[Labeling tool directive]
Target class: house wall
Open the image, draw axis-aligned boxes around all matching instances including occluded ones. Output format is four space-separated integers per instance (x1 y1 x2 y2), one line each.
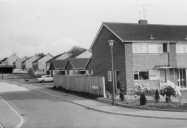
91 26 127 93
7 54 20 66
25 56 40 70
38 55 53 73
124 43 134 94
15 58 22 69
177 54 187 68
133 53 168 71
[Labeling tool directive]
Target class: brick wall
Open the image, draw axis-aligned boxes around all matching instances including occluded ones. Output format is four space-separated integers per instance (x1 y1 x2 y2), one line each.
133 53 168 71
91 26 127 93
124 43 134 94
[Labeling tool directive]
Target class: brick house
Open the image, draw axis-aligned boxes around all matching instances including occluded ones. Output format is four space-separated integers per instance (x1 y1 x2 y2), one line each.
91 20 187 94
47 47 86 76
66 58 92 76
32 53 53 74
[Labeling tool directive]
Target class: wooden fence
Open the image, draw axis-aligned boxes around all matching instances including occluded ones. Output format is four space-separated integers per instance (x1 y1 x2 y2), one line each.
54 75 106 97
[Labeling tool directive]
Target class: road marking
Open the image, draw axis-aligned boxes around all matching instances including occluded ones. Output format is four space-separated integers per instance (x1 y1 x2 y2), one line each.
1 98 24 128
0 122 5 128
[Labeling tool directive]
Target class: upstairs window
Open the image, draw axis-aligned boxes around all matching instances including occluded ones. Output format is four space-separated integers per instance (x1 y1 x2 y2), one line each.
133 43 162 53
176 43 187 53
163 43 168 53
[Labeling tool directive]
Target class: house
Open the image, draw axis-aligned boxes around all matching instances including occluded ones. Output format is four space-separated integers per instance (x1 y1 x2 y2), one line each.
7 53 20 67
49 60 68 76
14 57 23 69
25 54 44 71
47 46 86 76
67 58 92 75
32 53 53 74
21 57 30 70
0 58 8 65
91 19 187 94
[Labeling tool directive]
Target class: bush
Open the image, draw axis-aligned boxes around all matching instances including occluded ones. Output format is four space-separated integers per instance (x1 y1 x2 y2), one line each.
140 92 147 105
154 89 160 103
160 86 176 103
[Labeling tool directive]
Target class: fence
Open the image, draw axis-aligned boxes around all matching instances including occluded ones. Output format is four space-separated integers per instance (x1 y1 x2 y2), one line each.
54 75 106 97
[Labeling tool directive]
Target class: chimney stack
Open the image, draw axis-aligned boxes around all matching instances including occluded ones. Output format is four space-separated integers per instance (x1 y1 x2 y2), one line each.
138 19 148 25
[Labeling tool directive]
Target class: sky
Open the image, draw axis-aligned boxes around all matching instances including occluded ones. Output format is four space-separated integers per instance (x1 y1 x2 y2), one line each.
1 0 187 58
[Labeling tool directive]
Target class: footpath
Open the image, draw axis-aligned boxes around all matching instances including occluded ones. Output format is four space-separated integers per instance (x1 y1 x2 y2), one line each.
0 79 187 128
0 98 20 128
72 98 187 120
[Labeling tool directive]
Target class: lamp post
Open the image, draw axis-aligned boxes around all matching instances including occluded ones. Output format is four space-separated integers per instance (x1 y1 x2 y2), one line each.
108 40 115 105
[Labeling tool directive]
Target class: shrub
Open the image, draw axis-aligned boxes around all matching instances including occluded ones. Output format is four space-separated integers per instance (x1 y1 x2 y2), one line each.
154 89 160 103
140 92 147 105
160 86 176 103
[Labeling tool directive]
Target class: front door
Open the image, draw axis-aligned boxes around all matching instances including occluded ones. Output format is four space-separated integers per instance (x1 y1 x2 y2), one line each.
177 69 186 88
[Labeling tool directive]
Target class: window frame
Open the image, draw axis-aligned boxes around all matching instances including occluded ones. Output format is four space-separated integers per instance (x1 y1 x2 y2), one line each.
134 71 149 80
132 43 163 54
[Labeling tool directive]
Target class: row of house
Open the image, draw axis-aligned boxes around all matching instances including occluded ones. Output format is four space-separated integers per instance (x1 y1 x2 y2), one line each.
47 47 92 76
2 19 187 95
0 53 53 75
0 46 92 76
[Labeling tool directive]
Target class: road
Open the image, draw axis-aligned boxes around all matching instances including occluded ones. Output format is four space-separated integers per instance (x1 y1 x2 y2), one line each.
0 81 186 128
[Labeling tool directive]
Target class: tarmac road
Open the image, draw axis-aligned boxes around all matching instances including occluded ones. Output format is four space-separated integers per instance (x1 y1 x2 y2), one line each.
0 81 186 128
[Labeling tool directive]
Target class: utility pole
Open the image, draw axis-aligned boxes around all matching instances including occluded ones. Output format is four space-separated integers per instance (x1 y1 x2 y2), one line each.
108 40 115 105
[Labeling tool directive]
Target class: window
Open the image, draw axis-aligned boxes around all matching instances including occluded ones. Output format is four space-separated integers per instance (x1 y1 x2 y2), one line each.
134 72 139 80
58 70 66 75
134 71 149 80
163 43 168 52
133 43 162 53
176 44 187 53
78 70 86 75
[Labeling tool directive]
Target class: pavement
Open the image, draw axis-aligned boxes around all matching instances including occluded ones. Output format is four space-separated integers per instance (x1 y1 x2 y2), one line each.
0 98 21 128
0 80 187 128
72 99 187 120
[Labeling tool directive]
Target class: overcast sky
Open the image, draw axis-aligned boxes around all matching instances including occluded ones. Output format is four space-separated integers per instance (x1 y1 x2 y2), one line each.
1 0 187 58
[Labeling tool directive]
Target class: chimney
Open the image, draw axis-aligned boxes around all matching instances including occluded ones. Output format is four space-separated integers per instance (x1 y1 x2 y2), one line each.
138 19 148 25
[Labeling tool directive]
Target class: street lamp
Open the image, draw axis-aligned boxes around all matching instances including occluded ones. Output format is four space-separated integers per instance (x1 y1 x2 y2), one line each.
108 40 115 105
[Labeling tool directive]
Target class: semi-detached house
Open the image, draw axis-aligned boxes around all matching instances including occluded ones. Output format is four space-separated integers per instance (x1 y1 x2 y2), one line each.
91 20 187 94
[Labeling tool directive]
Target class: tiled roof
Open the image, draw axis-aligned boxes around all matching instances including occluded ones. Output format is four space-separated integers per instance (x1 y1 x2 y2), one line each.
69 58 91 70
32 55 45 63
50 60 68 70
46 52 66 63
47 47 86 63
103 22 187 42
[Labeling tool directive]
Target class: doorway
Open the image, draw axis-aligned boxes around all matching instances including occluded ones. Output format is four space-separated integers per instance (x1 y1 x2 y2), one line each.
177 69 186 88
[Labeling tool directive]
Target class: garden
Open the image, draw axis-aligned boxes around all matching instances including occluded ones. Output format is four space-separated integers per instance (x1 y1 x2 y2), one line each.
108 81 187 111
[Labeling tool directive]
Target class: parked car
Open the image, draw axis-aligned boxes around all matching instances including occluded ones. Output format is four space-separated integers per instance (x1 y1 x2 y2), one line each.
37 75 53 83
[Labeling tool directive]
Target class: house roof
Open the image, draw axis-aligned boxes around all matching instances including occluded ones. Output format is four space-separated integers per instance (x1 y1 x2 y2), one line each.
32 55 45 63
75 50 92 59
102 22 187 42
47 47 86 64
49 60 68 70
0 65 14 68
46 52 66 64
0 58 8 63
69 58 91 70
22 57 31 64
